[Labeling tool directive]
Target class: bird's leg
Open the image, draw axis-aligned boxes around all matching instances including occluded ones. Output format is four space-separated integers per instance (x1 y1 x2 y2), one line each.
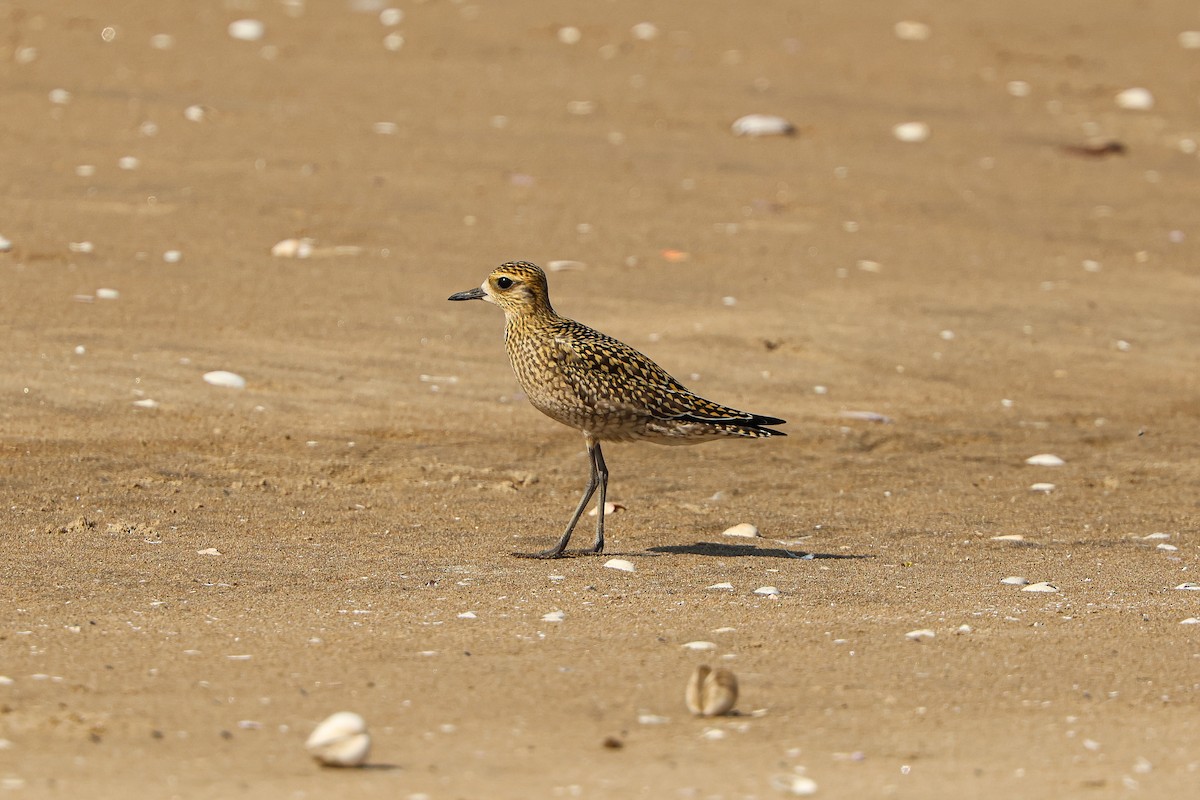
514 438 599 559
589 441 608 554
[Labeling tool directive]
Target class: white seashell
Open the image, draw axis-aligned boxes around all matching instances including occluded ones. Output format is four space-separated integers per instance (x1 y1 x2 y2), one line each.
587 501 624 517
991 534 1024 541
754 586 781 596
905 629 935 642
547 260 587 272
1025 453 1065 467
1115 87 1154 110
1000 576 1030 585
305 712 371 767
95 288 120 300
228 19 265 42
685 665 738 716
557 26 581 45
638 713 669 725
150 33 175 50
1156 543 1178 552
722 523 759 538
1007 80 1032 97
69 241 95 253
1181 31 1200 49
838 410 893 424
604 558 635 573
541 610 565 622
0 676 14 686
0 235 12 252
956 624 973 635
1030 483 1056 492
372 121 398 135
132 399 159 409
271 238 314 258
118 156 140 170
1143 532 1171 540
383 32 404 51
893 121 930 142
184 105 207 122
1181 618 1200 625
682 641 717 651
894 20 931 41
1022 581 1059 593
49 88 72 105
700 728 726 741
379 8 404 26
1174 582 1200 591
197 547 221 556
203 370 246 389
706 582 735 590
731 114 795 137
163 250 182 263
457 611 476 619
773 775 819 796
631 22 660 41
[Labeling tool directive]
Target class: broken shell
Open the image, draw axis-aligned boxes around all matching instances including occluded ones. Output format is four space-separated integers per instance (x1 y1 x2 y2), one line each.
905 628 936 642
603 558 635 573
228 19 265 42
203 370 247 389
1030 483 1056 492
1174 582 1200 591
1025 453 1065 466
685 665 739 717
587 501 624 517
542 610 565 622
731 114 795 137
722 523 759 538
305 711 370 767
893 121 930 142
271 238 314 258
1115 87 1154 110
682 641 717 651
753 586 781 596
1000 576 1030 586
1022 581 1059 593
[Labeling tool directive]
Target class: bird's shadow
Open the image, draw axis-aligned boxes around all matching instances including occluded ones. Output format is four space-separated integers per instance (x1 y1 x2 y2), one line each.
648 542 872 560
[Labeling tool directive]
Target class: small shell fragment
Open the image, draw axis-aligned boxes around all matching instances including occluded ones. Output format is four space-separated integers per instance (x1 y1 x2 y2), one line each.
706 582 735 590
685 665 738 717
753 586 781 596
1025 453 1065 467
305 711 370 767
894 20 931 41
1174 582 1200 591
541 610 565 623
1181 618 1200 625
773 775 819 796
271 238 314 258
1115 87 1154 110
1022 581 1059 593
1143 532 1171 540
731 114 795 137
96 288 120 300
228 19 266 42
1030 483 1056 492
893 121 930 142
132 399 160 409
197 547 221 556
905 628 935 642
588 501 624 517
631 22 660 41
722 523 759 538
1000 576 1030 586
603 558 635 573
991 534 1024 541
682 641 717 651
0 235 11 252
203 370 247 389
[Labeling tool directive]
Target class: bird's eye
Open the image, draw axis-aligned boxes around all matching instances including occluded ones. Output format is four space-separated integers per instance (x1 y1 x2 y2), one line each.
496 276 514 289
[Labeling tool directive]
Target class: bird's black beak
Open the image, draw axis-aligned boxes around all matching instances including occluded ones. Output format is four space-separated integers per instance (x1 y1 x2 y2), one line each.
448 287 487 302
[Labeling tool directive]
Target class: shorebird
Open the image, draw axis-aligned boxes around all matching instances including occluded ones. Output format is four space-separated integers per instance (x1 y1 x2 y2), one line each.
449 261 785 558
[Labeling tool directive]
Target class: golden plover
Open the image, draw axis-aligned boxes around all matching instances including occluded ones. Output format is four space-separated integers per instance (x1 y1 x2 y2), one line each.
449 261 785 558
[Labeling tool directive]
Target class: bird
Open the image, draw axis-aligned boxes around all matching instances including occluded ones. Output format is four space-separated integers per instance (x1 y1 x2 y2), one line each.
448 261 785 558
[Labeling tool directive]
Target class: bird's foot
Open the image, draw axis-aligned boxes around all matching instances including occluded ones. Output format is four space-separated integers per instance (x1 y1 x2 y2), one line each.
512 548 571 559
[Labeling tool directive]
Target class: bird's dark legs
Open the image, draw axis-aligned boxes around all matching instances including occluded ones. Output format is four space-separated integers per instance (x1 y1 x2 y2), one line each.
514 438 604 559
589 442 608 553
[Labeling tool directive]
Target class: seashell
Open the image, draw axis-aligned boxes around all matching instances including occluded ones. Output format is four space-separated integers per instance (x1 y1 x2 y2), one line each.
721 523 759 538
1115 87 1153 110
905 629 935 642
700 727 726 740
893 121 930 142
991 534 1024 541
1029 483 1056 492
69 241 95 253
203 370 246 389
706 582 734 590
96 288 120 300
1143 532 1171 540
228 19 265 42
731 114 795 137
457 611 477 619
271 238 314 258
117 156 140 170
305 711 370 767
772 775 819 796
1174 582 1200 591
838 410 893 424
197 547 221 556
587 501 625 517
1022 581 1059 593
49 88 72 105
631 22 660 41
1006 80 1031 97
0 235 12 252
1024 453 1065 467
1157 543 1178 552
383 32 404 51
955 624 973 635
681 641 717 651
753 586 781 596
163 250 182 263
557 26 581 45
1181 618 1200 625
547 260 587 272
184 105 207 122
638 713 669 725
541 610 565 622
686 665 739 717
379 8 404 26
603 558 635 572
1000 576 1030 585
894 20 931 41
132 399 159 409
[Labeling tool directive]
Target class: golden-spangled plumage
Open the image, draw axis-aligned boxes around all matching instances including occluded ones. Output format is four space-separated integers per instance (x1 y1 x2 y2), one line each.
449 261 785 558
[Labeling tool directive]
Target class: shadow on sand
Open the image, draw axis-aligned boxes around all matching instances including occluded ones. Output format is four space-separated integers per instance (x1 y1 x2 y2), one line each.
648 542 872 560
